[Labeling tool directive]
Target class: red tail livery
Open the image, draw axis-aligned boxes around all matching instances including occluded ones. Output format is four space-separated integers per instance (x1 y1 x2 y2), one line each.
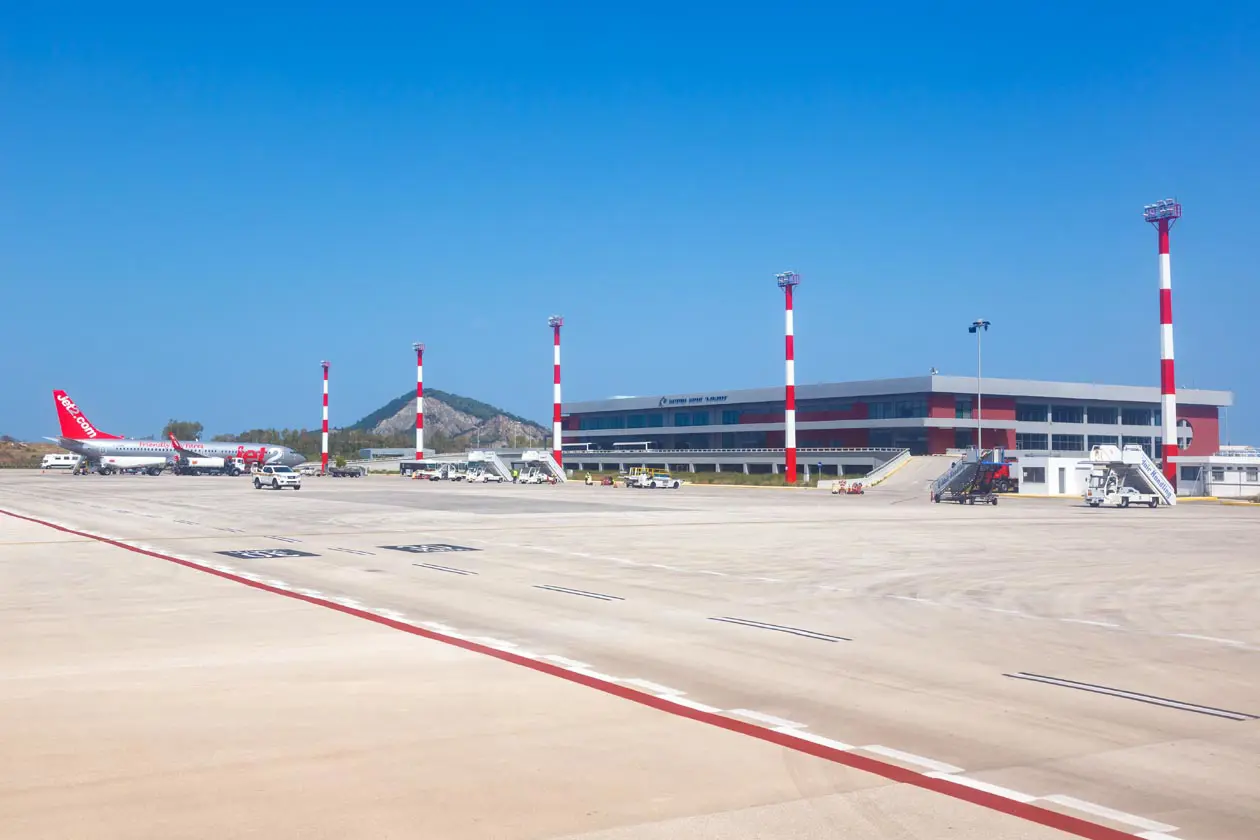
52 390 122 440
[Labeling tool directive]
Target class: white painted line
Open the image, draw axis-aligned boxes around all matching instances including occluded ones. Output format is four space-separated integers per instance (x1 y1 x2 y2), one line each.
860 745 964 775
1040 795 1178 834
471 637 517 649
696 570 727 576
979 606 1028 616
296 589 323 598
212 565 237 573
1173 632 1246 646
655 695 721 714
333 598 363 609
572 669 619 681
888 594 936 604
373 608 407 621
265 579 290 589
728 709 806 729
749 576 782 583
542 655 592 670
1136 833 1183 840
924 773 1036 803
1060 618 1120 628
774 727 853 751
619 678 683 695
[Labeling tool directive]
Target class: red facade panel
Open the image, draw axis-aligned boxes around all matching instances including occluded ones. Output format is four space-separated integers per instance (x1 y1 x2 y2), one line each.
1176 404 1220 456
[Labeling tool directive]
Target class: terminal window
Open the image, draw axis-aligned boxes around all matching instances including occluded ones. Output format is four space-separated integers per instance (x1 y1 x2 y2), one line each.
1088 435 1119 448
1022 467 1046 484
1051 405 1084 424
1088 407 1119 424
1015 433 1048 450
1015 404 1049 422
721 410 740 424
1051 434 1085 451
1122 408 1153 426
674 413 691 427
692 411 709 426
954 398 972 419
647 414 663 427
1180 466 1202 481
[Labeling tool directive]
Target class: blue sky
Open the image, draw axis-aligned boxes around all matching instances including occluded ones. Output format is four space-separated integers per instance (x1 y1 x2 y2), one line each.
2 2 1257 442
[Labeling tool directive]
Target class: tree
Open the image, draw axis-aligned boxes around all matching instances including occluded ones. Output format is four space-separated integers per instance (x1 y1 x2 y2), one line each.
162 420 204 441
335 456 347 468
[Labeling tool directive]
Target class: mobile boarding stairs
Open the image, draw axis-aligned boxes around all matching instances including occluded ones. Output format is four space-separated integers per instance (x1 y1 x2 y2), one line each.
930 448 1005 505
1079 444 1176 508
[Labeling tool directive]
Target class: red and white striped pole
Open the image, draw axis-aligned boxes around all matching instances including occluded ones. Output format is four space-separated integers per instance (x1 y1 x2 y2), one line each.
548 315 564 468
1144 199 1181 485
776 272 800 484
412 343 425 460
320 360 330 475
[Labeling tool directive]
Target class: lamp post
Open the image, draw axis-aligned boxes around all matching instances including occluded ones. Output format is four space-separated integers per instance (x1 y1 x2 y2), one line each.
412 343 425 460
968 319 990 449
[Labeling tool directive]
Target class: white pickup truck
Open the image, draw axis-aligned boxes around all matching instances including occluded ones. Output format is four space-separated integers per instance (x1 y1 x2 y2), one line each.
253 465 302 490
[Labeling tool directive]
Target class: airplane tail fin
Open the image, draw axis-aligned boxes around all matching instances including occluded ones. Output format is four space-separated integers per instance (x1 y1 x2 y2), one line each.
52 390 122 440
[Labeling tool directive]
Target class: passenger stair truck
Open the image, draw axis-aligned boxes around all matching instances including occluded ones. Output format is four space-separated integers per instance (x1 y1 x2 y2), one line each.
930 448 1005 505
1080 444 1177 508
468 450 513 481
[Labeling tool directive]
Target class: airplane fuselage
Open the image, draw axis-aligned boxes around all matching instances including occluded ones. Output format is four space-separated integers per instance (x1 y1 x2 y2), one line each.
60 437 305 467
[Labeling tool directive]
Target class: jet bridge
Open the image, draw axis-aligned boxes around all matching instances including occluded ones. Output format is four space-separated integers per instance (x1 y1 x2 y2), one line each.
1079 445 1177 507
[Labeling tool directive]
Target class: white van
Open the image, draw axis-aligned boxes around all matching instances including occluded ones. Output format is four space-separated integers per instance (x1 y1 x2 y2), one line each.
41 453 83 470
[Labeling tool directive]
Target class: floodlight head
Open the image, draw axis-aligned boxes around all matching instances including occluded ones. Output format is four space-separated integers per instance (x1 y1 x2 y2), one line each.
775 271 801 289
412 342 425 353
968 319 990 333
1143 198 1182 224
320 360 330 368
548 315 564 328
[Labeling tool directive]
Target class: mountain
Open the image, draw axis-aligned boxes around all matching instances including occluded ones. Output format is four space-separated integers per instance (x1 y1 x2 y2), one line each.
350 389 548 450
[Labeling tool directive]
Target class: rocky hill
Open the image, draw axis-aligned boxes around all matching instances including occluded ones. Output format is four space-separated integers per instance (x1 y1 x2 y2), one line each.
350 389 548 450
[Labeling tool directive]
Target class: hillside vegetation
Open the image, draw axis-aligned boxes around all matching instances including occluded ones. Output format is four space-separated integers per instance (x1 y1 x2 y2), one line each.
212 390 547 461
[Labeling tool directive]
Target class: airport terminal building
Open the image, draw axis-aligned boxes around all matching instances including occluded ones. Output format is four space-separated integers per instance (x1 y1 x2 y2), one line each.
562 375 1233 458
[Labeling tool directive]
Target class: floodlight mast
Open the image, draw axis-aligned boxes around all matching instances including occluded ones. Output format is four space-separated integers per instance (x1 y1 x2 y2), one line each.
320 361 330 475
1144 198 1182 486
549 316 564 469
968 319 990 448
776 272 801 484
412 343 425 460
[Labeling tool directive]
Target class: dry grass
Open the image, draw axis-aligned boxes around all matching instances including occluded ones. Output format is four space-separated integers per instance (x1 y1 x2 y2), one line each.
0 441 63 469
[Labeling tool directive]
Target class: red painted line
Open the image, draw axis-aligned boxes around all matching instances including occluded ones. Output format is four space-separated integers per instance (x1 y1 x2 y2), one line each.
1 507 1142 840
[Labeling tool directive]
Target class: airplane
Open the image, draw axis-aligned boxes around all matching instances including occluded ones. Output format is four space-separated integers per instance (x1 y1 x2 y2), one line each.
47 389 306 469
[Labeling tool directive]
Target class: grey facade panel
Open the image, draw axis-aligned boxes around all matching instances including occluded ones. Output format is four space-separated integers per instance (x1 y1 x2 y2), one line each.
567 375 1232 414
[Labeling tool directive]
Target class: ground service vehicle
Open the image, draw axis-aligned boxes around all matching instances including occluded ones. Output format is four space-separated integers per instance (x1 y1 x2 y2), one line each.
328 466 365 477
1081 445 1174 508
253 465 302 490
41 453 83 470
100 455 167 475
467 470 503 483
629 469 682 489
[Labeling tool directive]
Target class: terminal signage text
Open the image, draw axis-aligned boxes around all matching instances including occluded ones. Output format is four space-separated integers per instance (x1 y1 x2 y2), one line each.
659 394 729 407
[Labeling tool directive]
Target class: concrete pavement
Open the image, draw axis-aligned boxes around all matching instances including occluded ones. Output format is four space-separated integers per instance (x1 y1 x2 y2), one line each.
1 471 1256 838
